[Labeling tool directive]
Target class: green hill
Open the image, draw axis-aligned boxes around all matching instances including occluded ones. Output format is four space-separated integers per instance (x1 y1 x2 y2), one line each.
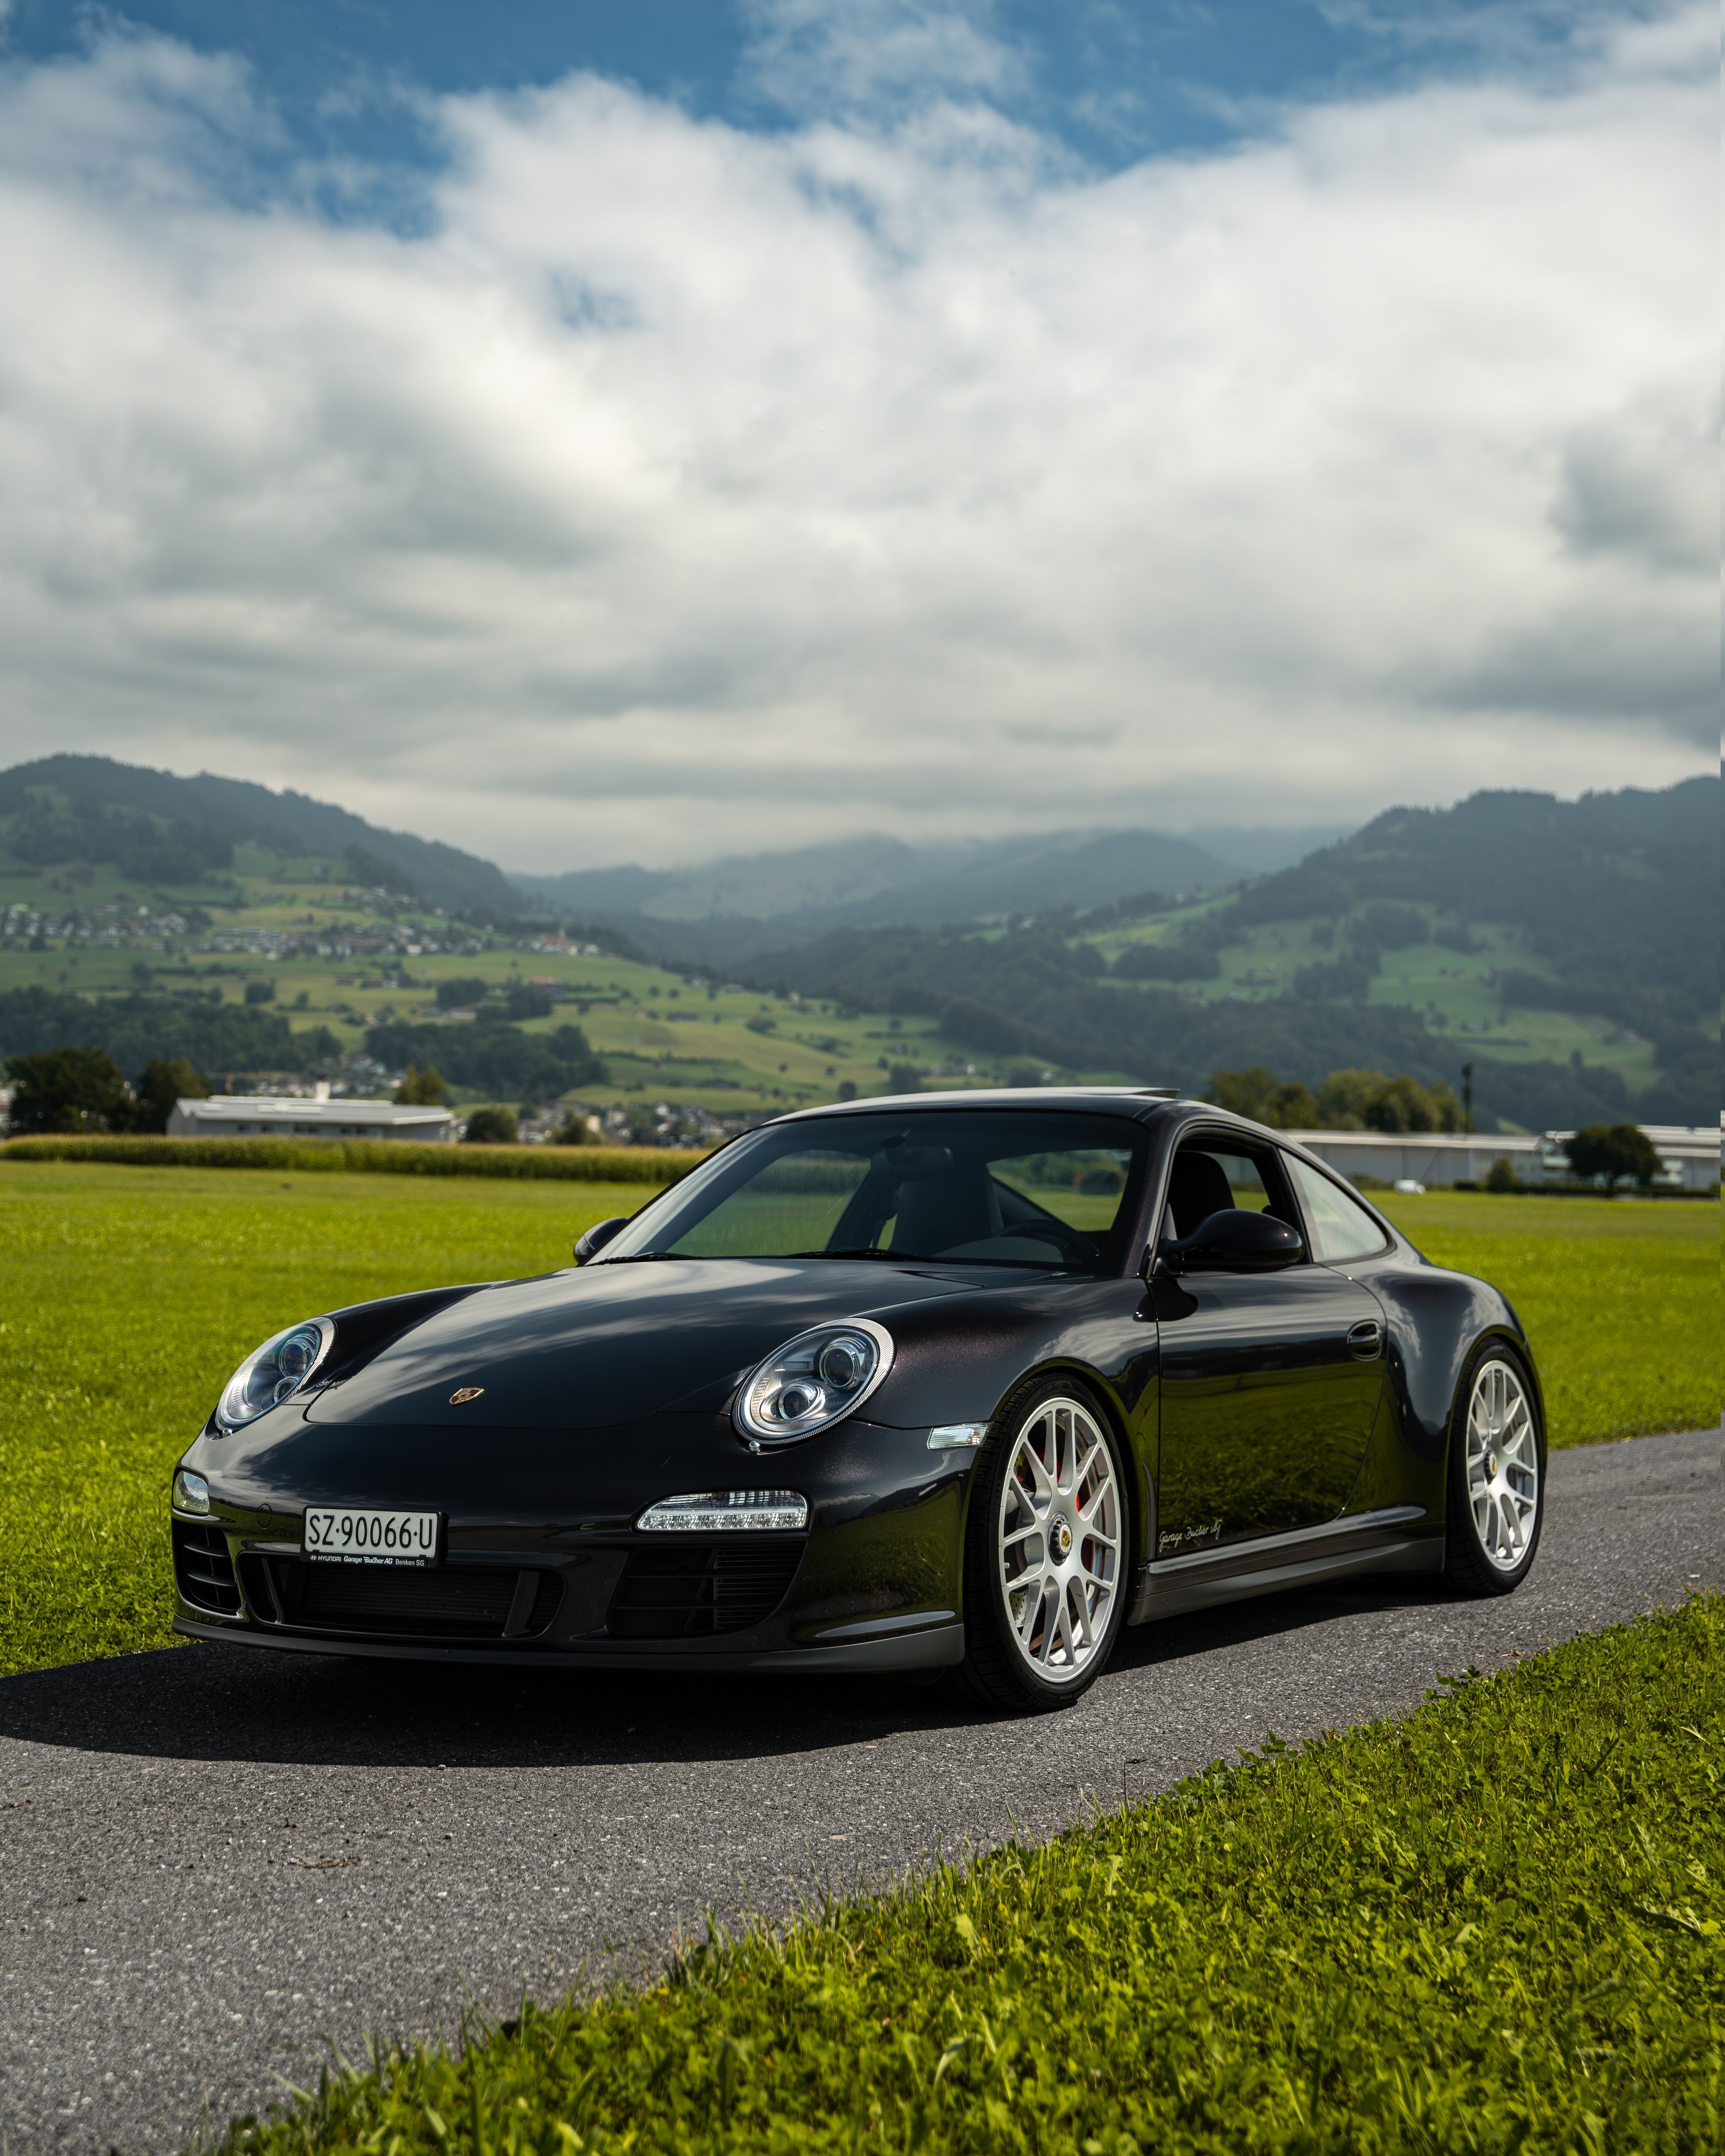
0 755 521 917
1 761 1713 1131
753 780 1718 1132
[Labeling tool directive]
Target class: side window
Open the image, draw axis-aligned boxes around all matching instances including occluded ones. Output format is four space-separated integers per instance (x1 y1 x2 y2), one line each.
1163 1140 1301 1243
1286 1156 1389 1263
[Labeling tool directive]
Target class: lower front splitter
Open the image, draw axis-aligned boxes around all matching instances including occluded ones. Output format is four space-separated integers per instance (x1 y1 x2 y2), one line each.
172 1614 966 1673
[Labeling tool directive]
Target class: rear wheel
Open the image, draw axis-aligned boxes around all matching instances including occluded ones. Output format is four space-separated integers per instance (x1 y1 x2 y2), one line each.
1444 1344 1544 1595
949 1378 1129 1712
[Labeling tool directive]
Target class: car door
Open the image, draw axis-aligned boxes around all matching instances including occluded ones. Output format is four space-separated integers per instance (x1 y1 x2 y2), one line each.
1153 1131 1386 1555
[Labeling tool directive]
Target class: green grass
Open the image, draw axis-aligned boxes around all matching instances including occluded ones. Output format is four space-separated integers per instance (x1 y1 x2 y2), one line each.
0 1175 1713 1680
1380 1191 1720 1448
0 1165 649 1676
0 1135 702 1182
212 1594 1725 2155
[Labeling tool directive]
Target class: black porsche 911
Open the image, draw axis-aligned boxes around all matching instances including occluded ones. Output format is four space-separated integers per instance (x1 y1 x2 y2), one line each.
170 1088 1545 1710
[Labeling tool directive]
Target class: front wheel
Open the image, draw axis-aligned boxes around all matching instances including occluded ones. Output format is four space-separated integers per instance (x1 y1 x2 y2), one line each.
1444 1343 1545 1595
949 1379 1129 1712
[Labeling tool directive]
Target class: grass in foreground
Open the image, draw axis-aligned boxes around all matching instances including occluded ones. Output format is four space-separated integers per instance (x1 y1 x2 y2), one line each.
214 1594 1725 2155
0 1164 648 1675
1379 1191 1719 1447
0 1171 1714 1676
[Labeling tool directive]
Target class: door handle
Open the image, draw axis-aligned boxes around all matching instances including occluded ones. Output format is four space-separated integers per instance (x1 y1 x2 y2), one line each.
1347 1319 1383 1360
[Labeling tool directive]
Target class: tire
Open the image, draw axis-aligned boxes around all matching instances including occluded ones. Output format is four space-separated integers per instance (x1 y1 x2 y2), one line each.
948 1376 1130 1712
1443 1341 1545 1596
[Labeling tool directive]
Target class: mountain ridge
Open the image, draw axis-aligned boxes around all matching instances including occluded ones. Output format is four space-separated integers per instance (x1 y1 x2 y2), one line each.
0 755 521 917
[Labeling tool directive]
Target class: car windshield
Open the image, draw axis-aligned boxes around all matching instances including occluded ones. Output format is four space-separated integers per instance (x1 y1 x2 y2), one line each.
597 1109 1149 1271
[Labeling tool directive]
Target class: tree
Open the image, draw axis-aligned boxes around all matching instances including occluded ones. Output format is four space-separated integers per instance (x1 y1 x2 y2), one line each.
887 1062 923 1095
552 1112 595 1145
395 1065 448 1106
462 1105 518 1144
434 977 491 1011
343 844 415 895
1362 1074 1464 1134
243 979 275 1005
131 1057 207 1134
3 1047 131 1134
1485 1155 1521 1193
1316 1067 1463 1134
1564 1123 1660 1187
1206 1066 1319 1128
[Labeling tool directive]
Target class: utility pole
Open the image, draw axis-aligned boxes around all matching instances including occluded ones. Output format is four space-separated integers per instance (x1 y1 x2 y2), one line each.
1461 1062 1474 1134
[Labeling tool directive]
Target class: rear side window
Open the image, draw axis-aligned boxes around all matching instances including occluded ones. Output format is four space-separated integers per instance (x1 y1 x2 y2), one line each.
1286 1156 1389 1263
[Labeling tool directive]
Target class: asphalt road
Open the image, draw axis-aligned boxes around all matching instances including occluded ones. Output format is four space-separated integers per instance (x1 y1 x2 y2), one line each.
4 1425 1719 2155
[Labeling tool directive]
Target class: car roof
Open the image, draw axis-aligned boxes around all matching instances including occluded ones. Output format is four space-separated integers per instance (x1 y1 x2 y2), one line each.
778 1086 1182 1124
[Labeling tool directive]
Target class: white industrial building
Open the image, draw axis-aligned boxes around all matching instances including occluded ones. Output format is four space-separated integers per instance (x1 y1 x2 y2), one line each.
1289 1124 1718 1193
167 1090 454 1142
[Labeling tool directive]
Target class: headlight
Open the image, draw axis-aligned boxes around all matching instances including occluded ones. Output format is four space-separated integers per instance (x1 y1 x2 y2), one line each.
214 1316 334 1433
734 1318 893 1447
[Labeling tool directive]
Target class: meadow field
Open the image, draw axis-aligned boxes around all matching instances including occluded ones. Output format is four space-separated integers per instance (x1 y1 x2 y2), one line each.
0 1162 646 1677
0 1163 1715 1678
1377 1189 1719 1449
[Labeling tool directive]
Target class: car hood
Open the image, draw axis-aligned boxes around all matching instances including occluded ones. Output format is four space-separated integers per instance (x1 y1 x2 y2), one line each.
304 1257 994 1431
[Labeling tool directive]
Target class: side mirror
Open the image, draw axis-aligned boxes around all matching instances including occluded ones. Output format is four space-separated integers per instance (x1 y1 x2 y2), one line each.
573 1215 629 1263
1159 1208 1303 1276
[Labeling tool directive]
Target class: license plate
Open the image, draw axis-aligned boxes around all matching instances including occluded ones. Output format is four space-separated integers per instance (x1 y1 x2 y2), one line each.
303 1507 440 1567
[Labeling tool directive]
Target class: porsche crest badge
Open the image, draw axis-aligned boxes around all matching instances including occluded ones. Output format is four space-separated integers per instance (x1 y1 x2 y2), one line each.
449 1387 485 1405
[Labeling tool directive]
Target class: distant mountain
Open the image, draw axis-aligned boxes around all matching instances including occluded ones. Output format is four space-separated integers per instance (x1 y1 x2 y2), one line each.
513 836 931 924
1182 824 1353 876
751 779 1719 1130
0 755 521 917
512 824 1250 957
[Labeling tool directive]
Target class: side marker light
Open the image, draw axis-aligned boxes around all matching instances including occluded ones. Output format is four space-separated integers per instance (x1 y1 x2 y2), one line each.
172 1468 212 1515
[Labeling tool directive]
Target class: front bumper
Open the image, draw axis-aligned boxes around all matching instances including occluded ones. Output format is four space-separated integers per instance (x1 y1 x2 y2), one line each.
170 1414 975 1671
173 1612 966 1672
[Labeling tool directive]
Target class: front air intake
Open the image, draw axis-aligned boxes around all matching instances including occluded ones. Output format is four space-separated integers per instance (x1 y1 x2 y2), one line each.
607 1540 803 1640
173 1519 241 1617
248 1560 563 1640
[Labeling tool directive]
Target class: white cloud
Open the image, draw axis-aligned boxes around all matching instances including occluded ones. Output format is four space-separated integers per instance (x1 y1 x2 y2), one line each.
0 10 1711 867
740 0 1026 115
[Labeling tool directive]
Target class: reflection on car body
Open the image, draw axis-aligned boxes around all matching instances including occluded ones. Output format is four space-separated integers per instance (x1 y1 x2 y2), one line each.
169 1088 1546 1711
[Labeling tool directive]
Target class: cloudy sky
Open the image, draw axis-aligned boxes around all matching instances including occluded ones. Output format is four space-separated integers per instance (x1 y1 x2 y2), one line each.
0 0 1711 869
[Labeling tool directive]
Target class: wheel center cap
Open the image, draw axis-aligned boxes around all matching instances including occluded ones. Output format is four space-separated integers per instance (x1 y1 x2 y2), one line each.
1051 1518 1073 1561
1487 1450 1499 1479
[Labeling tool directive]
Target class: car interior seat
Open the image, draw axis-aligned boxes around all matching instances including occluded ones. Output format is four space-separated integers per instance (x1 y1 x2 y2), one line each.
892 1163 1003 1253
1165 1150 1239 1239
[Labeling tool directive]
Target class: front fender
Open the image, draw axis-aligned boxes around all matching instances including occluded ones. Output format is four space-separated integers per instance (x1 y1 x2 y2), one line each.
861 1277 1159 1590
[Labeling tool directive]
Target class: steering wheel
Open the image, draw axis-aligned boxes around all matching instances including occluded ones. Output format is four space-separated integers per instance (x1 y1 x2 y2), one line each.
1021 1218 1095 1263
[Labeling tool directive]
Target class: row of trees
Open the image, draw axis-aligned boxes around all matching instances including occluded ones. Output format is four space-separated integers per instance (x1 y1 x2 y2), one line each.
1205 1063 1666 1185
2 1048 208 1135
1207 1064 1467 1134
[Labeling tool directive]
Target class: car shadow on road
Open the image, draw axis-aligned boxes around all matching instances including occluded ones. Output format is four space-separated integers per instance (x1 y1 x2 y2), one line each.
0 1572 1453 1772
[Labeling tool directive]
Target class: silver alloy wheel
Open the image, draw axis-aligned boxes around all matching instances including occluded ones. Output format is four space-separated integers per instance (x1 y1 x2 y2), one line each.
996 1395 1120 1682
1465 1358 1539 1571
